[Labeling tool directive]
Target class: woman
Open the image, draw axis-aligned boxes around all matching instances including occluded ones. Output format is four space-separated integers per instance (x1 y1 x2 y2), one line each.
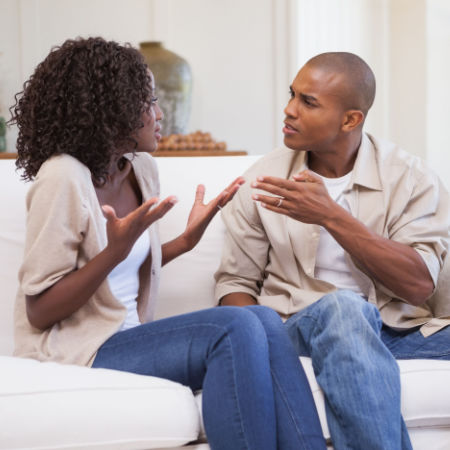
10 37 325 450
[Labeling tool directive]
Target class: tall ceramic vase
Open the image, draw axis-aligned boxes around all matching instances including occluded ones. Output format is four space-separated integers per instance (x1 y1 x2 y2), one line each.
139 41 192 136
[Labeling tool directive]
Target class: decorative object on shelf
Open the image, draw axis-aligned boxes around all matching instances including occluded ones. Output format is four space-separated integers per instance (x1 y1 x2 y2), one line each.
139 41 192 136
157 131 227 152
0 117 6 152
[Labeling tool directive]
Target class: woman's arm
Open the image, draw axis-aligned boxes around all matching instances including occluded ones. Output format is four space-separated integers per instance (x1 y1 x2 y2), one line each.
27 196 176 330
162 177 245 266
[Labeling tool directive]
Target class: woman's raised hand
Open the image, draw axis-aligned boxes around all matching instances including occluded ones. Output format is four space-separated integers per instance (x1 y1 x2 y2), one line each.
183 176 245 251
102 196 178 262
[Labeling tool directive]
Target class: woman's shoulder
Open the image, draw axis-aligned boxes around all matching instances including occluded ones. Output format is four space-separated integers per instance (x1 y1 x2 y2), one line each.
128 152 160 196
36 153 91 183
29 154 93 204
129 152 158 174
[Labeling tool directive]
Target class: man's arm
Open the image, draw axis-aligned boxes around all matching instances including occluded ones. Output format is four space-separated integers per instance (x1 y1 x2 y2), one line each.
251 171 437 306
320 204 433 305
220 292 257 306
214 176 270 306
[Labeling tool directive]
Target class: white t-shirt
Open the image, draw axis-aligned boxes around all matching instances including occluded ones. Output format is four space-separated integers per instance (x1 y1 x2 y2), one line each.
106 229 150 331
313 171 364 296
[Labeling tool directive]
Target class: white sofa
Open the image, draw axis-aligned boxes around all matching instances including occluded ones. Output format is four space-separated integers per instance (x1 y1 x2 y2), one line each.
1 155 450 450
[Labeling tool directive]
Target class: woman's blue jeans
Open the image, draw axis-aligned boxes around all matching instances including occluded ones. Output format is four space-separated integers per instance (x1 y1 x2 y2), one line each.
92 305 326 450
285 290 450 450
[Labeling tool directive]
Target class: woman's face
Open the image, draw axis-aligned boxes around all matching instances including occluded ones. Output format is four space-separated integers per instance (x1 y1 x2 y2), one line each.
135 72 164 153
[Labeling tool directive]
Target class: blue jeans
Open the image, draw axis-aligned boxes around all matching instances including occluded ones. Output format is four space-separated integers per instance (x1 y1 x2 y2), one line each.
285 290 450 450
93 305 326 450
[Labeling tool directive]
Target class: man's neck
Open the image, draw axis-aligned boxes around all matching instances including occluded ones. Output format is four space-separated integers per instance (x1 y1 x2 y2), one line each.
307 133 362 178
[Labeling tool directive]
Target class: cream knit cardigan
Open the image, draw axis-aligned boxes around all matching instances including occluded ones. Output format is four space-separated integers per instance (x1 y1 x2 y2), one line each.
14 152 162 366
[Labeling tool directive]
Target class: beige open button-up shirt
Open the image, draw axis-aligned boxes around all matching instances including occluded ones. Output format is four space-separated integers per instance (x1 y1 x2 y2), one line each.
215 133 450 336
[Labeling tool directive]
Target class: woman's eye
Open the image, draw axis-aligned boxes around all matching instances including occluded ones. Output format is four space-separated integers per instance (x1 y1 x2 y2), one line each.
151 97 158 104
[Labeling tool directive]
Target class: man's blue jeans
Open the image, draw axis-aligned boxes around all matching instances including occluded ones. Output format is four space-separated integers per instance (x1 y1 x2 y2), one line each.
93 305 326 450
285 290 450 450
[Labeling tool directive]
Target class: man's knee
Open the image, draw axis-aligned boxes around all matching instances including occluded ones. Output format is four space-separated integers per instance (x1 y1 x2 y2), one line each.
314 290 381 325
286 290 382 347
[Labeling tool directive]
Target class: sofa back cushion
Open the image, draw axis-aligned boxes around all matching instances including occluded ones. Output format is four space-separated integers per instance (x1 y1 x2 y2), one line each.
155 156 260 319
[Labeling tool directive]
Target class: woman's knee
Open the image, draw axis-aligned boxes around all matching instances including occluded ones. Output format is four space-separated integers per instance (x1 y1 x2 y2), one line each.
215 306 268 342
245 305 283 327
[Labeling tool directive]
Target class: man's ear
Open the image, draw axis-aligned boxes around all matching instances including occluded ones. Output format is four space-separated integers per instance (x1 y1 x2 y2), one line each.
342 110 364 132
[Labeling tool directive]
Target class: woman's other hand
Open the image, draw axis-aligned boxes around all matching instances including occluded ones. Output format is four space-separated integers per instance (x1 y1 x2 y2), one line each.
182 177 245 251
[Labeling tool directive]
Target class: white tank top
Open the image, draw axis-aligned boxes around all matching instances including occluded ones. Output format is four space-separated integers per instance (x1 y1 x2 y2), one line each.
106 227 150 331
313 171 364 296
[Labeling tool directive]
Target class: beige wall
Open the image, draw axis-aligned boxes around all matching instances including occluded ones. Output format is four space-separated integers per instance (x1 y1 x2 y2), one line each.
1 0 449 180
427 0 450 188
0 0 291 155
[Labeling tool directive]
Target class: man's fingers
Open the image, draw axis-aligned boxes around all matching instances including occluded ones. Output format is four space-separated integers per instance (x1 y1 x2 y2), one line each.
251 179 289 198
292 170 321 183
252 193 288 209
253 175 299 190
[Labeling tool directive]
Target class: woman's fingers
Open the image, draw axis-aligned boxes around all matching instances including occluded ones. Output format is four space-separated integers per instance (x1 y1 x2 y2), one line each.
101 204 118 222
194 184 206 205
217 177 245 207
143 196 178 223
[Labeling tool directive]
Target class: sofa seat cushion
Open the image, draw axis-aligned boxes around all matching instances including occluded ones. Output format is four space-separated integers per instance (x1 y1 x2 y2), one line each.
300 357 450 442
0 356 201 450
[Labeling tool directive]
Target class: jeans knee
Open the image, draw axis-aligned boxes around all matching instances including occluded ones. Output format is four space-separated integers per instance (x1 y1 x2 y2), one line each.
245 305 282 326
316 290 381 325
217 306 268 343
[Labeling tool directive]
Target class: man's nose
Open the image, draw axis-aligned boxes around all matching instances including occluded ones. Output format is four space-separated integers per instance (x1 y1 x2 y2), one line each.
284 100 297 118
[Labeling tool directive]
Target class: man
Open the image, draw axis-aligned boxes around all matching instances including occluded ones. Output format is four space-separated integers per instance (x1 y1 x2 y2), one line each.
215 52 450 450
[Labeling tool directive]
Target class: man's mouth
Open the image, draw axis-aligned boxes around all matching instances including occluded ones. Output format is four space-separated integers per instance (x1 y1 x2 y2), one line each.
283 121 299 135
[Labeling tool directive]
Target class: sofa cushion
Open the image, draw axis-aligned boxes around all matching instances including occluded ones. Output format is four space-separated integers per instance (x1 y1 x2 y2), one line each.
0 356 200 449
301 357 450 441
155 155 260 319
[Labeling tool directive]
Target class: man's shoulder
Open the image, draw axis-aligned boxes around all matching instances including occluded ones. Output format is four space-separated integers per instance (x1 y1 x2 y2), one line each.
367 133 436 182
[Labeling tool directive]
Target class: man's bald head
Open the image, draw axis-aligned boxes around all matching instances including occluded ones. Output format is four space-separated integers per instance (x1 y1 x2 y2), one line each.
305 52 376 116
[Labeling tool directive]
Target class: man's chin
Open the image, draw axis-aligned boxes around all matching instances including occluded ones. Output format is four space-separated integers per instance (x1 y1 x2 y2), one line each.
283 136 306 151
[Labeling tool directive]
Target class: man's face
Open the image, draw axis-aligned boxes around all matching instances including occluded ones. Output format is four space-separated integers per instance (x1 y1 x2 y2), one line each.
283 64 348 152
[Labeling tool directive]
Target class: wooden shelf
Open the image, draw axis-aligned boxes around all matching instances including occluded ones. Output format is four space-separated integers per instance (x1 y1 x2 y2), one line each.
153 150 247 157
0 150 248 160
0 152 17 159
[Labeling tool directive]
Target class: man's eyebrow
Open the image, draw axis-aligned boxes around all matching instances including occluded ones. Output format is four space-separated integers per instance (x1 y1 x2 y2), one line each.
300 92 318 103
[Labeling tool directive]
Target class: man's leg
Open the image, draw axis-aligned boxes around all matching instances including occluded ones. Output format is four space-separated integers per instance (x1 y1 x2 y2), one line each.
381 324 450 360
285 290 412 450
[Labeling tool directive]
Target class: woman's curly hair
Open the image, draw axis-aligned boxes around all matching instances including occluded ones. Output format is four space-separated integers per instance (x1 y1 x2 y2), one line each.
9 37 152 182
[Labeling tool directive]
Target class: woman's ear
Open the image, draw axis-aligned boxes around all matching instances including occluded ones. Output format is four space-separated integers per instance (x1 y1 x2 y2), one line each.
342 110 365 132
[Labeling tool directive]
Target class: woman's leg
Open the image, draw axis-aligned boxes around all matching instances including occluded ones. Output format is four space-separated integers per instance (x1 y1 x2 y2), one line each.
92 306 276 450
245 305 326 450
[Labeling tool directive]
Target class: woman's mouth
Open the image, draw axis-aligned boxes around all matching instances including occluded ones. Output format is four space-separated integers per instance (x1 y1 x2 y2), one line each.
155 127 162 141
